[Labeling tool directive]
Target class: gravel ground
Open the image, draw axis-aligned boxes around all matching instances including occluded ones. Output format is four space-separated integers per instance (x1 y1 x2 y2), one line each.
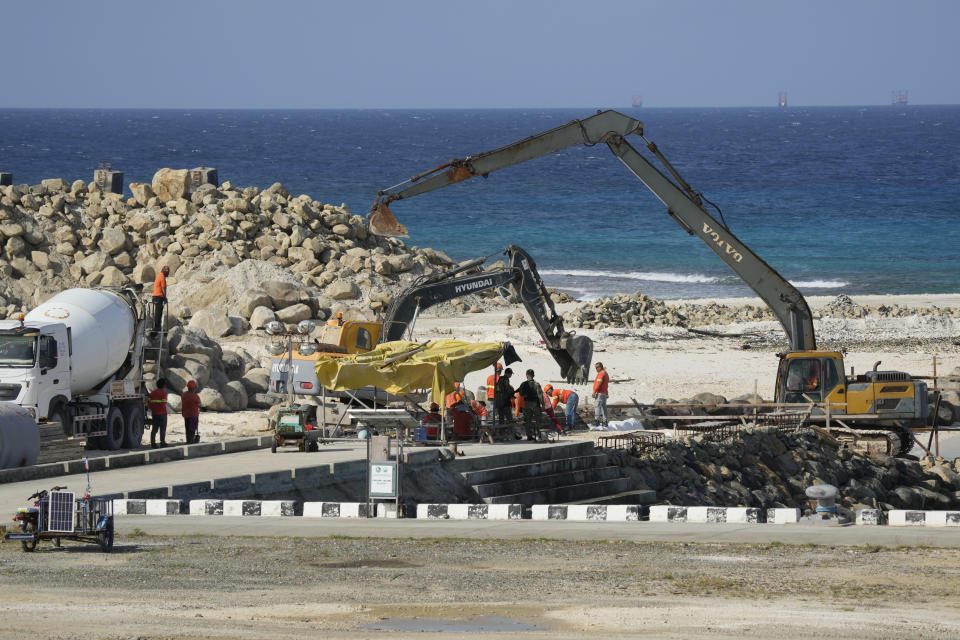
1 534 959 639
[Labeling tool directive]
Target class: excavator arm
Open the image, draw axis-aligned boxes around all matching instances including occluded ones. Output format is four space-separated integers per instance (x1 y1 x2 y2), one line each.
369 110 816 352
381 246 594 383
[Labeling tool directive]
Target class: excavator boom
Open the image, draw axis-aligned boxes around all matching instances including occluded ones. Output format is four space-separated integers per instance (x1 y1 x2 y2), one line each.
369 110 816 352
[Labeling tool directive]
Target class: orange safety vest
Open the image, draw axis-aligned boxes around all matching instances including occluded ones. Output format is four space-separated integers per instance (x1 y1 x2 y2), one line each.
486 374 498 400
550 388 573 408
593 369 609 395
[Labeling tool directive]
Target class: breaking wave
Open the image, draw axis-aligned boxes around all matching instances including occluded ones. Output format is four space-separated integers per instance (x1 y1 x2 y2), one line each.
538 269 721 284
790 280 850 289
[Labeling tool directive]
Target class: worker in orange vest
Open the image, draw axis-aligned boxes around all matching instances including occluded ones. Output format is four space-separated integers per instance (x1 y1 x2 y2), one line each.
544 384 579 432
148 377 168 449
592 362 610 427
445 382 466 410
486 363 502 405
152 265 170 334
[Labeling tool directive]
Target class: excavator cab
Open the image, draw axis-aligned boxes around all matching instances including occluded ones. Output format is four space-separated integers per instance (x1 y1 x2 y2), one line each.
775 352 846 408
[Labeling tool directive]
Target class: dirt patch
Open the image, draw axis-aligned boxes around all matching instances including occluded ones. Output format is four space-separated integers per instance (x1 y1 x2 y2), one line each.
1 535 959 638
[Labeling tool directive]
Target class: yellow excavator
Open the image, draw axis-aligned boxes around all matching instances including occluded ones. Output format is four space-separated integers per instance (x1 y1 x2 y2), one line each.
366 110 928 455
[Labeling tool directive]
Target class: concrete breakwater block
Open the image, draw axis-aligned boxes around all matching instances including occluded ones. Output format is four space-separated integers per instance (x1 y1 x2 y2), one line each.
418 504 523 520
530 504 641 521
888 510 960 527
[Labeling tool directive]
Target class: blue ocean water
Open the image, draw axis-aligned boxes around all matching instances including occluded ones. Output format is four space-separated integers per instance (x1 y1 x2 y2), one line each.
2 107 958 299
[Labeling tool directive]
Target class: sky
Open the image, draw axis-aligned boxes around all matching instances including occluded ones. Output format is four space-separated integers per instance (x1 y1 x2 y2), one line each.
2 0 958 109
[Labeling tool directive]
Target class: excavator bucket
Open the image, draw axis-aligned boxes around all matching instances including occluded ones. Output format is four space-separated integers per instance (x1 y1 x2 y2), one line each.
549 334 593 384
368 203 410 237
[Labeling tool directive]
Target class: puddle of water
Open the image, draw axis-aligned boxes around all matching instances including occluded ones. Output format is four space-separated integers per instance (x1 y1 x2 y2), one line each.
360 615 545 632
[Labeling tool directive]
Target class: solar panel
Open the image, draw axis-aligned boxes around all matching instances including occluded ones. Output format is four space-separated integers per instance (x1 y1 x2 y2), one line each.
46 491 76 533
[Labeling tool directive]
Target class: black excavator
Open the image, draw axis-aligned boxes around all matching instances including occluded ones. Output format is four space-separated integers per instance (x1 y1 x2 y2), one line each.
380 245 593 383
366 109 929 455
267 245 593 399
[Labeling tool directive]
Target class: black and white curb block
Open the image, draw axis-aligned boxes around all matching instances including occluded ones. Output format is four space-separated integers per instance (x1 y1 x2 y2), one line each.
113 499 182 515
302 502 372 518
530 504 641 521
765 508 801 524
649 505 762 523
189 500 297 517
888 510 960 527
855 509 883 525
417 504 523 520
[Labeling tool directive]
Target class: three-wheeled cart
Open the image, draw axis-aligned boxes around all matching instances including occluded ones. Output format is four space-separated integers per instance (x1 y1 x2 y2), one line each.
5 489 114 552
271 404 325 453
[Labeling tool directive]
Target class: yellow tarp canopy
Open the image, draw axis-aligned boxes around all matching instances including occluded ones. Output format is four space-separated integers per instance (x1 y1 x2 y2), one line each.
314 339 504 405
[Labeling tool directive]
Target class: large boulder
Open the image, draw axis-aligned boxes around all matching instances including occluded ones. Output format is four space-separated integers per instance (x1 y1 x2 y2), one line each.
99 266 129 287
198 388 228 412
169 326 223 361
128 183 156 207
172 353 213 387
152 168 191 203
275 303 311 323
249 306 276 330
163 367 191 394
188 307 233 338
98 228 128 255
326 281 360 300
220 381 249 411
262 280 304 308
240 368 271 395
238 289 273 317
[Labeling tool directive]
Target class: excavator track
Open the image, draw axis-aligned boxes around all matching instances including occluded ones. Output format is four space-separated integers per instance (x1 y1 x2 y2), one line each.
825 425 914 457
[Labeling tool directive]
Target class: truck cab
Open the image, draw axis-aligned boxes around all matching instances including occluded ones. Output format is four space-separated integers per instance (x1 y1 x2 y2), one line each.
775 351 928 426
0 319 72 421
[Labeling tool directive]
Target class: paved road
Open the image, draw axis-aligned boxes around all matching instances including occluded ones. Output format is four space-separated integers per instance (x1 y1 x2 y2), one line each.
113 514 960 547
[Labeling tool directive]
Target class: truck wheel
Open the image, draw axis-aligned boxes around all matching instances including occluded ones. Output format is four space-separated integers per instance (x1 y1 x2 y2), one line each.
100 407 125 451
50 400 72 437
121 405 145 449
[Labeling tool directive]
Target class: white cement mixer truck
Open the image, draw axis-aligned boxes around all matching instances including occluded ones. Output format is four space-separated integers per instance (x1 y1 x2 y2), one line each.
0 287 154 451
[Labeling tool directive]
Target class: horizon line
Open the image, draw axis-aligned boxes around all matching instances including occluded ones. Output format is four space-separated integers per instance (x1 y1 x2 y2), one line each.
0 103 957 111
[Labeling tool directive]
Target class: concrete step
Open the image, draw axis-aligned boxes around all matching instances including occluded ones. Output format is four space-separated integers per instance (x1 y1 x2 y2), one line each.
448 441 596 473
460 454 610 487
472 465 622 499
487 477 636 506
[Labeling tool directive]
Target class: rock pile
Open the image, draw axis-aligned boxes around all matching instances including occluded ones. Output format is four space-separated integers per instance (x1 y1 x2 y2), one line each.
157 320 285 413
564 292 960 330
0 174 458 321
611 425 960 511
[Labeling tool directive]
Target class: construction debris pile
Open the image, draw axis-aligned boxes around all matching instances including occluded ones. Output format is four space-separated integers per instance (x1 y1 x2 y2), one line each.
611 425 960 511
563 291 960 330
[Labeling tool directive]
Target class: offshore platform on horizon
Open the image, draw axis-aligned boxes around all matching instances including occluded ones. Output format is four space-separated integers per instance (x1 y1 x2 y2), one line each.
892 89 909 105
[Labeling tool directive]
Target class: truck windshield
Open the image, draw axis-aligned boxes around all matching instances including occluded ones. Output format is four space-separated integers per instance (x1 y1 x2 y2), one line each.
0 335 36 366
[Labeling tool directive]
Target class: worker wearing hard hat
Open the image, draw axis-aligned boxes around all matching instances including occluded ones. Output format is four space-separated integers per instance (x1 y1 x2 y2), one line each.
148 378 168 448
152 265 170 334
181 380 202 444
544 384 579 432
